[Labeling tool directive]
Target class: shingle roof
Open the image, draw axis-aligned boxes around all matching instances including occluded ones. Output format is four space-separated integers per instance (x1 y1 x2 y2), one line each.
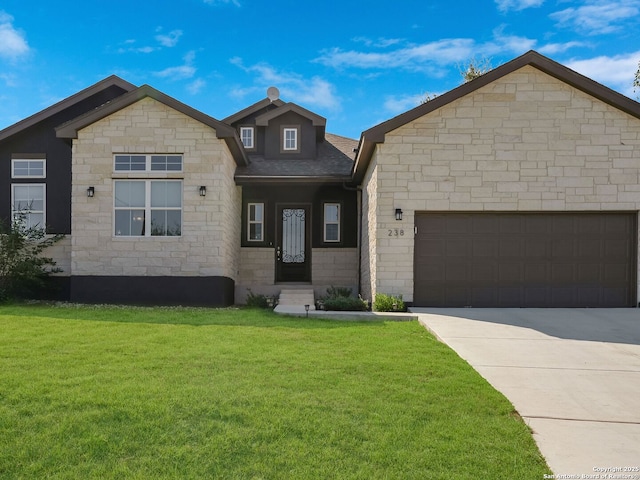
234 132 357 183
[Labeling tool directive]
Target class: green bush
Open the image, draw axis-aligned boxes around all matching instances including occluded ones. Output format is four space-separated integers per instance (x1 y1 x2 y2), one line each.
373 293 406 312
325 286 352 298
0 214 64 301
322 295 368 311
245 290 275 309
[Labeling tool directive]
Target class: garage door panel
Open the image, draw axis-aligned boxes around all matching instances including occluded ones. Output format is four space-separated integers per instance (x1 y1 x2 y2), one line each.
414 212 636 307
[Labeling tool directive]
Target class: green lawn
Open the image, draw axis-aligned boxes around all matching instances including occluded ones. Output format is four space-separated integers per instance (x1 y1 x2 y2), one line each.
0 304 549 479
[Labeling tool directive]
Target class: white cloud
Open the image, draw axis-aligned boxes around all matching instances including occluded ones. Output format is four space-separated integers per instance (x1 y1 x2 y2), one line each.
352 36 404 48
565 51 640 97
550 0 640 35
230 58 340 111
187 78 206 94
0 11 30 60
154 51 197 80
203 0 241 6
383 92 435 115
155 29 183 47
315 31 536 73
495 0 544 12
538 41 587 55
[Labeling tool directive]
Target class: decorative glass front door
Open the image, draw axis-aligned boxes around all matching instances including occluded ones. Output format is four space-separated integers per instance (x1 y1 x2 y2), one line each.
276 206 311 282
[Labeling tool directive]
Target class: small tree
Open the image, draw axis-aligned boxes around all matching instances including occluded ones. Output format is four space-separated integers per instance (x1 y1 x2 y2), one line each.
0 213 64 301
459 57 493 83
634 60 640 100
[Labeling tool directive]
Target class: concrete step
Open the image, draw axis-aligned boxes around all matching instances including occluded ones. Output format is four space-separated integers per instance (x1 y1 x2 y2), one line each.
278 289 315 309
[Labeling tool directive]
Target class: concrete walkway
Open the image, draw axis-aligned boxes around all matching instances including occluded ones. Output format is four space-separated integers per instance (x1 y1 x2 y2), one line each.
412 308 640 477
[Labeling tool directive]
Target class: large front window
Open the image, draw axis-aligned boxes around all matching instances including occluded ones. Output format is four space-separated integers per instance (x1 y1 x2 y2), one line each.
114 180 182 236
11 184 45 229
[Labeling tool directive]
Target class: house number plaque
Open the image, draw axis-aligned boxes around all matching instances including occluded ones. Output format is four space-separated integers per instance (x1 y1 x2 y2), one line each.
388 229 404 237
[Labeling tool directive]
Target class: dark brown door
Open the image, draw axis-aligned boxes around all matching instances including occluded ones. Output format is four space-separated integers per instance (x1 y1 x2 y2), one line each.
276 205 311 282
414 212 636 307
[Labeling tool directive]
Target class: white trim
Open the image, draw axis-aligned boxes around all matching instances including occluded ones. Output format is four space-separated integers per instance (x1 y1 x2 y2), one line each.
113 180 182 237
323 203 340 242
113 154 183 172
11 159 46 178
247 202 264 242
11 183 46 229
240 126 254 149
283 127 298 151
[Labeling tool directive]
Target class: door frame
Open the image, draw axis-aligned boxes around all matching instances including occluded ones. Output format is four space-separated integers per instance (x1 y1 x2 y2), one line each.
275 203 312 283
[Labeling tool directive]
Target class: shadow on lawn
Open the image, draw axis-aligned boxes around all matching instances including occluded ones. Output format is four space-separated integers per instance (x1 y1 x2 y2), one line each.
0 303 388 329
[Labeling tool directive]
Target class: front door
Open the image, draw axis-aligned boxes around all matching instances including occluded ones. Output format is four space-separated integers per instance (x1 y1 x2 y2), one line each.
276 205 311 282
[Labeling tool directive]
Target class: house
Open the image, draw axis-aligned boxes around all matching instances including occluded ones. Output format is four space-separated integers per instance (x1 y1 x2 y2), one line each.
2 50 640 307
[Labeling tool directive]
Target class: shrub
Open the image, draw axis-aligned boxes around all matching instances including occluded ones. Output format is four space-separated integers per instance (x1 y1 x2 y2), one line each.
0 214 64 301
322 295 368 311
245 290 274 309
373 293 406 312
325 286 352 298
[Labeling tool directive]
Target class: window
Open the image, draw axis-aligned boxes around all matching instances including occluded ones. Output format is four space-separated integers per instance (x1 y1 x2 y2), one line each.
12 159 46 178
12 184 45 229
114 154 182 172
283 127 298 151
114 180 182 236
324 203 340 242
247 203 264 241
240 127 254 149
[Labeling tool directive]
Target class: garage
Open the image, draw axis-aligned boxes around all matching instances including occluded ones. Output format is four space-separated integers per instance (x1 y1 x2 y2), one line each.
414 212 637 307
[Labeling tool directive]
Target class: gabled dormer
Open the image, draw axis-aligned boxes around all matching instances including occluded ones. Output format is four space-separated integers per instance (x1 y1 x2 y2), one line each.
222 91 326 160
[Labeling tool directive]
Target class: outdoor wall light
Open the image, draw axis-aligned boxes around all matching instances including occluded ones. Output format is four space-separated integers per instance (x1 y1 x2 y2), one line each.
199 186 207 197
87 186 95 198
395 208 403 221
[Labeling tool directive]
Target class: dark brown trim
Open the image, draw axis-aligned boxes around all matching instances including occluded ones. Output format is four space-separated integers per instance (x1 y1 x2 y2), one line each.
0 76 136 142
222 98 285 125
352 50 640 184
234 175 353 185
255 102 326 127
55 85 249 167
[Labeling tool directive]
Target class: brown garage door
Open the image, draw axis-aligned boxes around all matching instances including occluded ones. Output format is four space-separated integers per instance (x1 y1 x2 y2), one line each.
414 212 636 307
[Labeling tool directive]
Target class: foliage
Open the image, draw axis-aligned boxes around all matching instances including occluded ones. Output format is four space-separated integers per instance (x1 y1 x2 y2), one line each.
245 289 275 309
0 214 64 301
373 293 407 312
0 304 550 478
634 60 640 100
319 286 368 311
322 295 368 311
459 56 493 83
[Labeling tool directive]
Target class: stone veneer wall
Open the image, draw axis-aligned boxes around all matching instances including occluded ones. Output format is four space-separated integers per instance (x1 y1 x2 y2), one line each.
71 97 240 281
365 65 640 303
359 156 378 303
235 247 359 303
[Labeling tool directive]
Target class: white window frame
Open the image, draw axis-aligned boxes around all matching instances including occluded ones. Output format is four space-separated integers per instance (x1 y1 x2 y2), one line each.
240 127 255 149
323 203 340 243
113 180 183 237
114 154 183 172
11 159 46 178
11 183 46 229
247 203 264 242
283 127 298 151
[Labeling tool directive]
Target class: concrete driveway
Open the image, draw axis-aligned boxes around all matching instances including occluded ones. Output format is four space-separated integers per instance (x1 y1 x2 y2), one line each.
412 308 640 477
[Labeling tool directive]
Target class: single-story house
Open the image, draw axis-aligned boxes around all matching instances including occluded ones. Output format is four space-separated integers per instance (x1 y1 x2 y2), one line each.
2 50 640 307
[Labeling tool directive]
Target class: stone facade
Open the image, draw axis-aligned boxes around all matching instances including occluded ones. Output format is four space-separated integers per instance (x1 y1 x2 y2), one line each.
362 65 640 303
71 97 240 280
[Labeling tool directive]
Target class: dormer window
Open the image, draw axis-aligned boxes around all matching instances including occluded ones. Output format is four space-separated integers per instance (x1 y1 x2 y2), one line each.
282 126 299 152
240 126 254 149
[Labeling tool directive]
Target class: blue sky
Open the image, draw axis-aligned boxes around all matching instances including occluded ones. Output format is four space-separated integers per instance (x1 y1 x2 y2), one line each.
1 0 639 139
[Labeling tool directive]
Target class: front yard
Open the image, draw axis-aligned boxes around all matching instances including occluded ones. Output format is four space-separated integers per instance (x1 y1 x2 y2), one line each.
0 304 549 479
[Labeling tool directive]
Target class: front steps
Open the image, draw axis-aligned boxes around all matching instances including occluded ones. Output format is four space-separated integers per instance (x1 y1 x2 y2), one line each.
275 288 315 313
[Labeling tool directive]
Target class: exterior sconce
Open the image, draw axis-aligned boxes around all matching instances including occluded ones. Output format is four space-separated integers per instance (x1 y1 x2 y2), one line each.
87 186 95 198
395 208 403 221
199 186 206 197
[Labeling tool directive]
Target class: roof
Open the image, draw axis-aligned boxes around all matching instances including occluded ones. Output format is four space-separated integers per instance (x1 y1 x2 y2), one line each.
56 85 248 166
234 132 357 184
351 50 640 184
0 75 135 142
222 98 285 125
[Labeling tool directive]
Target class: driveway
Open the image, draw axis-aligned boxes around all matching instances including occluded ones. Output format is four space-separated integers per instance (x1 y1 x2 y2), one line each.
412 308 640 477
